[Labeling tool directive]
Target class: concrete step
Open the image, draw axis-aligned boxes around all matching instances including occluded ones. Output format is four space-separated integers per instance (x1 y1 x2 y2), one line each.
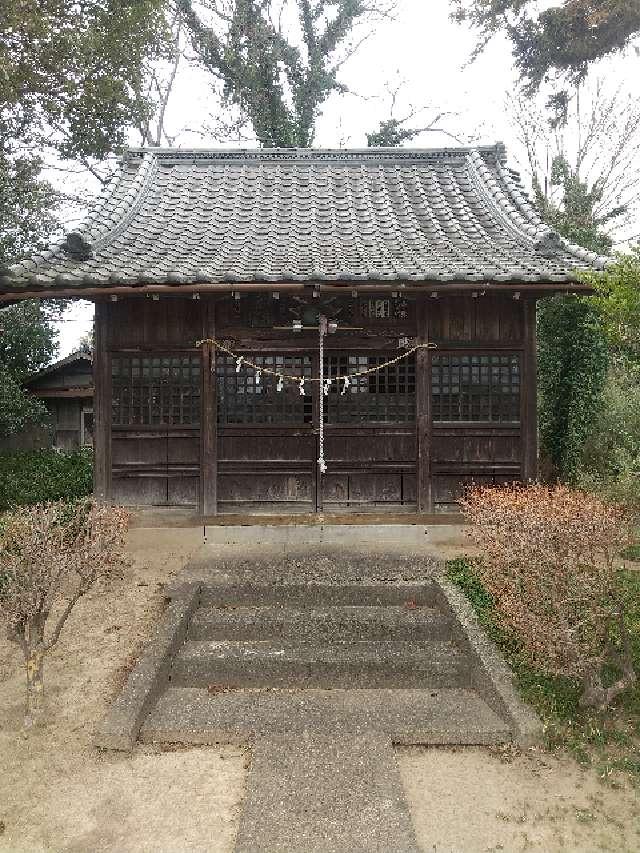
188 604 453 642
141 686 512 745
170 639 469 689
200 582 441 608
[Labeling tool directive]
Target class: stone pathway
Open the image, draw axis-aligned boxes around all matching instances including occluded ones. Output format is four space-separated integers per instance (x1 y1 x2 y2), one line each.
235 734 420 853
98 548 541 851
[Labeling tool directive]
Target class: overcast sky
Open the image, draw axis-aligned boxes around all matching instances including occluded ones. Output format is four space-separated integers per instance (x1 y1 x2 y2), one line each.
54 0 639 357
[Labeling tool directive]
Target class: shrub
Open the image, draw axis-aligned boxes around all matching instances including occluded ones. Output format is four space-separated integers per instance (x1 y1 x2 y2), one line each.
461 484 637 710
577 359 640 513
0 500 129 725
0 449 93 512
537 295 608 483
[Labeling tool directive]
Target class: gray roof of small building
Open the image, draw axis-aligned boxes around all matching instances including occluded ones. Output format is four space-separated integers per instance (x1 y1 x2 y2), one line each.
0 145 609 293
25 350 93 385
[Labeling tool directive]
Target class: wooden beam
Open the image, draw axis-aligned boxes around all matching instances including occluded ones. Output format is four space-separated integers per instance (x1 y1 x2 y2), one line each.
416 296 432 512
93 302 111 503
522 298 538 482
199 298 217 516
0 281 594 303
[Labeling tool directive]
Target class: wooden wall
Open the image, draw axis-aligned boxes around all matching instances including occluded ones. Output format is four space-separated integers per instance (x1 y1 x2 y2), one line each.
94 291 536 514
426 294 531 509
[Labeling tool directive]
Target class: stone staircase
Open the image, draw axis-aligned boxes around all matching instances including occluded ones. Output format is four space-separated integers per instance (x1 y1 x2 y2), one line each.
140 578 516 745
99 551 541 852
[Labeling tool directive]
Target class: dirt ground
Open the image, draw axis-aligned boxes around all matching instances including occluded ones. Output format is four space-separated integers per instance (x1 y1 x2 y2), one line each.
0 529 247 853
399 745 640 853
1 528 639 852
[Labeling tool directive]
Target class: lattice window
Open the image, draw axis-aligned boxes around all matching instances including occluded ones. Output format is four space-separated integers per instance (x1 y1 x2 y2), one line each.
432 354 521 422
112 355 201 426
324 354 416 423
217 354 313 425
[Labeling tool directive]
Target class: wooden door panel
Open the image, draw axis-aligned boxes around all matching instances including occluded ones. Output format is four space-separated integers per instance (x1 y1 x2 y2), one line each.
219 431 315 462
218 473 313 503
112 432 167 466
112 474 168 506
433 474 494 504
325 430 416 462
111 430 200 507
168 475 199 505
322 474 349 504
350 473 403 503
321 424 416 508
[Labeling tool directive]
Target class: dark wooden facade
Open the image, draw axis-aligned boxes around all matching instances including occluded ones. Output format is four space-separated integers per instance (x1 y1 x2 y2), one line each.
94 289 536 514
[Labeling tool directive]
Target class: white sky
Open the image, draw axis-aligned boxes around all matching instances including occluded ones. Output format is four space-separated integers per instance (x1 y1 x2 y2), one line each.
53 0 639 357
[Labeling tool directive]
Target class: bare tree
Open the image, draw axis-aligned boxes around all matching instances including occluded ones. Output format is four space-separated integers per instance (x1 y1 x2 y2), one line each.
366 77 467 148
507 79 640 248
137 6 187 147
1 501 129 726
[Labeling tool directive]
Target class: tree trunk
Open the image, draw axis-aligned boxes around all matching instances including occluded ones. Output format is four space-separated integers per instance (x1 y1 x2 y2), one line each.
25 647 45 727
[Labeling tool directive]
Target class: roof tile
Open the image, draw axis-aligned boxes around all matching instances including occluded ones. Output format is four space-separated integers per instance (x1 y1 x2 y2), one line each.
0 146 609 294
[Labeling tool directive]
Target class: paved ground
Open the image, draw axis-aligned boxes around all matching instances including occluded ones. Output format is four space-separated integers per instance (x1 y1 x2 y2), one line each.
127 543 536 851
2 525 638 852
236 734 419 853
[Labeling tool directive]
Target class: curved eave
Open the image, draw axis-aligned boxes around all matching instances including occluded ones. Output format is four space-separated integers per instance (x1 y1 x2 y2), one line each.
0 276 594 304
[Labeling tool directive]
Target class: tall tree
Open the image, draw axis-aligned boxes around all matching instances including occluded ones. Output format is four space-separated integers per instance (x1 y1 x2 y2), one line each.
0 0 172 267
587 248 640 361
537 295 609 483
451 1 640 94
504 80 640 482
0 157 58 269
0 2 173 435
508 84 628 482
0 303 60 438
178 0 394 147
508 82 640 248
0 0 169 163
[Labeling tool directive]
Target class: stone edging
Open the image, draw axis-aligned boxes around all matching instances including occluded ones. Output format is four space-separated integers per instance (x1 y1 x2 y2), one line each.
438 577 543 747
94 582 202 751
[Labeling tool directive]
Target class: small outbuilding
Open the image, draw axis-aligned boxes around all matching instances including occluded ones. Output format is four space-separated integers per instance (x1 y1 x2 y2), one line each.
25 350 94 450
0 145 607 515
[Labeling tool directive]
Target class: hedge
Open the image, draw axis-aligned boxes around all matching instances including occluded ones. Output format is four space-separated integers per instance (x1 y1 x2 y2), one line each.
0 449 93 513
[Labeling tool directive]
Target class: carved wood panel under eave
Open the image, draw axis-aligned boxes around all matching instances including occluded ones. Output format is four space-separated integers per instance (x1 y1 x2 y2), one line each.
105 297 211 349
427 294 524 344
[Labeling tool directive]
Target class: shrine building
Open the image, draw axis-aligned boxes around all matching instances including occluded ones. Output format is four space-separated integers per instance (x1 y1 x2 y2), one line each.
0 145 607 516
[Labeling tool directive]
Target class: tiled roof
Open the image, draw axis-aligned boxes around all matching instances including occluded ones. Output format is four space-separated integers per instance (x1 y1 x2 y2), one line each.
0 145 609 293
25 349 92 384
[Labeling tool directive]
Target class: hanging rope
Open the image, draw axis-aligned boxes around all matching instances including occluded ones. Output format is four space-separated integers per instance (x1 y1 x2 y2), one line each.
196 338 436 385
318 317 327 474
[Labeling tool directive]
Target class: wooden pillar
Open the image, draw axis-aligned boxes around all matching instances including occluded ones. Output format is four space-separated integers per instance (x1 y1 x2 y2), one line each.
416 295 432 512
522 298 538 482
312 349 322 513
93 300 111 503
200 298 217 516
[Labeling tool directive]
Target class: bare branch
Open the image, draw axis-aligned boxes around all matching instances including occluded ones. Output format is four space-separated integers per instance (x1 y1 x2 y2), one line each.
43 589 84 653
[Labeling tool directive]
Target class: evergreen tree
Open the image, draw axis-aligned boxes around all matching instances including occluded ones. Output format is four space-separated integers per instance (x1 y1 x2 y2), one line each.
451 1 640 94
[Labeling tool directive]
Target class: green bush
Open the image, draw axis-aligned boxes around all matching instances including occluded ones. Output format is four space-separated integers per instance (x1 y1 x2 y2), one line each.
537 294 609 483
578 359 640 512
0 449 93 513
